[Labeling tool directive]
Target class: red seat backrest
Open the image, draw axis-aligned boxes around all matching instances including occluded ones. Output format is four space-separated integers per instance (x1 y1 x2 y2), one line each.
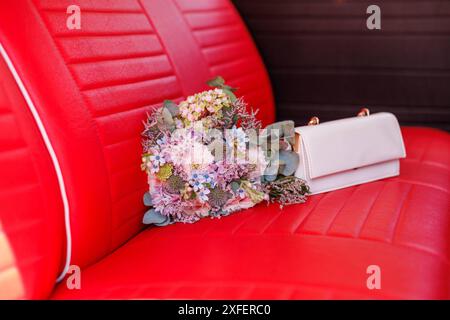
0 0 275 296
0 51 65 299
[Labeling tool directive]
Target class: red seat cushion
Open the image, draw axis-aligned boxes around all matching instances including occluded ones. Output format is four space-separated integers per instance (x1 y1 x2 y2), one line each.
52 127 450 299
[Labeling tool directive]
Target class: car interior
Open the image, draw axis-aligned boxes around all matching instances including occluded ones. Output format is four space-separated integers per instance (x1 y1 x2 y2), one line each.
0 0 449 300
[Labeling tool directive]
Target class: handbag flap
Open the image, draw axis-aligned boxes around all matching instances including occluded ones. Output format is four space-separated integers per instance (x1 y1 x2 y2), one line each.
295 112 406 179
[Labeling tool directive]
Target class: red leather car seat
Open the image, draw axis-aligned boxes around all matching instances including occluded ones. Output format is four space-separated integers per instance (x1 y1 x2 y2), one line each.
0 0 448 299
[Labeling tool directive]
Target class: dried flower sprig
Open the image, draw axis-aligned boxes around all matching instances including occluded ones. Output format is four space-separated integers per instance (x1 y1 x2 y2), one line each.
264 176 309 208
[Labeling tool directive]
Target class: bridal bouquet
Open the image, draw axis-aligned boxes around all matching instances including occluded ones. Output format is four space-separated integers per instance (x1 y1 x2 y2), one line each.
141 77 309 226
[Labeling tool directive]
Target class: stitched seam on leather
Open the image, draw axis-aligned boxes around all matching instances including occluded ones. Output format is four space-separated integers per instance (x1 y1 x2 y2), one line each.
191 19 239 32
257 209 286 235
230 211 260 235
292 193 327 234
92 90 182 120
324 186 359 235
202 40 249 63
394 178 449 194
42 8 143 14
67 48 163 65
64 279 401 300
389 185 414 244
355 182 387 237
81 72 175 94
403 158 450 171
200 35 246 50
419 137 434 163
182 7 230 14
79 69 174 92
56 30 155 38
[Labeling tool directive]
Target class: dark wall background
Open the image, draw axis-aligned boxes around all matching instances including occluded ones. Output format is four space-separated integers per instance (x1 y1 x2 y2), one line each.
232 0 450 131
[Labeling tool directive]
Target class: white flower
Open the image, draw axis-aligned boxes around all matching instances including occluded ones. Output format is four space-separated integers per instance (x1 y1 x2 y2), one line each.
150 152 165 166
190 171 205 183
150 163 160 174
156 136 167 147
192 180 204 192
202 173 214 186
236 188 246 199
248 146 269 179
226 126 248 151
197 188 210 202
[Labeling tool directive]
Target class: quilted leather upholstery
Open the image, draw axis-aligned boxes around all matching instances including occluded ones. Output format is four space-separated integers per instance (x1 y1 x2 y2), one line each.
0 0 449 300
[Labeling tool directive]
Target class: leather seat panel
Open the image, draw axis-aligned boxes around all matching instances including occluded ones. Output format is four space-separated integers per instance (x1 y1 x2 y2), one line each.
52 127 450 299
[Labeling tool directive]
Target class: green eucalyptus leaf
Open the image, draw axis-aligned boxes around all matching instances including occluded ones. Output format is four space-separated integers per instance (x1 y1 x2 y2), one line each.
143 209 170 226
279 150 299 176
264 159 280 177
222 84 237 92
263 174 278 182
223 88 237 102
155 218 171 227
230 181 240 192
157 107 175 132
207 76 225 87
143 192 153 206
262 120 295 144
280 120 295 145
163 100 179 117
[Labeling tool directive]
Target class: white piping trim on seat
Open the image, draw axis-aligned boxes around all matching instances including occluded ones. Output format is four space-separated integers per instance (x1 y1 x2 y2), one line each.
0 42 72 283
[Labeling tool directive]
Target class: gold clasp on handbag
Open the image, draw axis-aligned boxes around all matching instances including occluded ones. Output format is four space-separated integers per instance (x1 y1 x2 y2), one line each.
308 116 320 126
357 107 370 117
307 107 370 126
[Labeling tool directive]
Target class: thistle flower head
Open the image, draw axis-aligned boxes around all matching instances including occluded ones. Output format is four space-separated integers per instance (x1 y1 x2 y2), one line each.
208 187 232 208
166 175 185 194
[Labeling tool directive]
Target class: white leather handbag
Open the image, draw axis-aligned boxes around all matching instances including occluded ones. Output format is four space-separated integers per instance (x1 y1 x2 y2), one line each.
294 109 406 194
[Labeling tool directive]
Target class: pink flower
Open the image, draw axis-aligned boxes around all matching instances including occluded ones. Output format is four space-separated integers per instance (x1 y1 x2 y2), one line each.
222 197 256 214
183 199 210 217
